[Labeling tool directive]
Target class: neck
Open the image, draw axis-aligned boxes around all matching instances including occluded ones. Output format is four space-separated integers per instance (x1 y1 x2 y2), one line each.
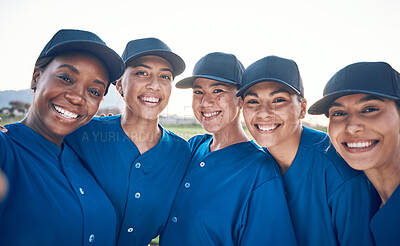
364 162 400 206
210 119 249 152
22 110 64 148
267 125 303 175
120 112 161 154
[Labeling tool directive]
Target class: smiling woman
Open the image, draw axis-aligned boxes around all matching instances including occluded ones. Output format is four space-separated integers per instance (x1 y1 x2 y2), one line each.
309 61 400 246
0 29 125 246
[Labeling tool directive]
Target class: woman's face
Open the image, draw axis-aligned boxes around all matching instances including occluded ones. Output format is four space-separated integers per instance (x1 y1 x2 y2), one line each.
328 93 400 171
116 55 173 121
191 78 242 133
242 81 306 148
29 52 108 143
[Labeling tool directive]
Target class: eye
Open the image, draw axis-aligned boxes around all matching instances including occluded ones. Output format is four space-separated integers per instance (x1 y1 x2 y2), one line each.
57 74 73 84
362 107 379 113
135 71 148 76
329 110 347 118
246 99 259 104
272 98 287 103
88 88 102 97
213 88 224 93
161 74 172 81
193 90 203 95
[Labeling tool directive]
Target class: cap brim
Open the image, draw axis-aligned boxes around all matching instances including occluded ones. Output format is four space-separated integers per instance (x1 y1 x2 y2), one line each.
124 50 185 77
236 78 302 97
45 41 125 83
175 75 239 89
308 90 400 116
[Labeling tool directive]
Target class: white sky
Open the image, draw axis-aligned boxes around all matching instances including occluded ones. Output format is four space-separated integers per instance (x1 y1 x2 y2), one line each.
1 0 399 126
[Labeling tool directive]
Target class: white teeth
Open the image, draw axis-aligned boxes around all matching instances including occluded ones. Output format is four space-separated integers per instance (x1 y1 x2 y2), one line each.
347 141 373 148
203 112 219 118
257 124 278 131
141 96 160 103
54 105 78 119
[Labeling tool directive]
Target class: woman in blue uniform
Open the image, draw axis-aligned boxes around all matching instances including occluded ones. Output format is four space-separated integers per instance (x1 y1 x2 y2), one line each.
65 38 191 246
0 29 125 246
159 52 297 246
309 61 400 246
238 56 379 246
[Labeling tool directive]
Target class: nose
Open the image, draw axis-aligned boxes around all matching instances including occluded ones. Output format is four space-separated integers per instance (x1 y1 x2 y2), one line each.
146 75 161 91
65 86 85 105
257 103 274 119
345 114 364 134
200 93 214 107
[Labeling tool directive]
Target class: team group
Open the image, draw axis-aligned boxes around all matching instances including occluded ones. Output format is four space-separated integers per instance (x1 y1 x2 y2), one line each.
0 28 398 246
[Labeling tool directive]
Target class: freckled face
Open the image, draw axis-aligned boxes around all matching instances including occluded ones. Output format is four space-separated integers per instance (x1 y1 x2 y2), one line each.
191 78 242 134
117 55 173 121
328 93 400 171
242 81 305 148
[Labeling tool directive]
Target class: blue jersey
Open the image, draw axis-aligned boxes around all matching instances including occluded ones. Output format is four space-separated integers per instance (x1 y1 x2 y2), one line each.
65 115 191 246
0 123 116 246
370 184 400 246
160 134 297 246
268 126 379 246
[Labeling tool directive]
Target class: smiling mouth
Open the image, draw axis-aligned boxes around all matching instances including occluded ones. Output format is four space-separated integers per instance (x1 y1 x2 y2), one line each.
53 105 79 119
256 124 280 132
343 140 379 149
202 111 221 118
139 96 161 103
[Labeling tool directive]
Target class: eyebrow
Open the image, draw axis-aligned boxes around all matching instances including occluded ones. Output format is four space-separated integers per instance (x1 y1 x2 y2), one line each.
193 82 231 89
57 64 79 75
243 88 291 98
133 64 173 74
57 64 106 88
329 95 385 109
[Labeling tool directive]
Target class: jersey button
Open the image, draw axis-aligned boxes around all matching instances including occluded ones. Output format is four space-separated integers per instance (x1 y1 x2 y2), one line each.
184 182 191 188
199 162 205 167
79 187 85 195
172 216 178 223
88 234 95 243
135 162 141 169
134 192 141 199
127 227 134 233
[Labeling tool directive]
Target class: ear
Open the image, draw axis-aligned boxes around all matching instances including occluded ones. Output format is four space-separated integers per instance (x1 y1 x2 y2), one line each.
115 78 124 97
31 68 41 92
238 96 244 109
299 98 307 119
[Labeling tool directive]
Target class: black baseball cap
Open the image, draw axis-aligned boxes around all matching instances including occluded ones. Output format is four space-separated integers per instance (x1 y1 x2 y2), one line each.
236 55 303 97
308 62 400 116
121 38 185 77
176 52 244 89
38 29 125 95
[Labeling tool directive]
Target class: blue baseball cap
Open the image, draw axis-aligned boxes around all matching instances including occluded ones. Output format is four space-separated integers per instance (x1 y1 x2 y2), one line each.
38 29 125 94
308 62 400 116
236 55 303 97
121 38 185 77
175 52 244 89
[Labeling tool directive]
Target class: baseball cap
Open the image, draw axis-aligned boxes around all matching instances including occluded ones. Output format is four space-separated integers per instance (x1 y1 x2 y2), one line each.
121 38 185 77
308 62 400 116
176 52 244 89
38 29 125 94
236 55 303 97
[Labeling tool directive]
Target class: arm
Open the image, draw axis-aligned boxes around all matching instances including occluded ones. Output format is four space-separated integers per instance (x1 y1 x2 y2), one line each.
239 177 297 246
330 174 380 246
0 117 7 133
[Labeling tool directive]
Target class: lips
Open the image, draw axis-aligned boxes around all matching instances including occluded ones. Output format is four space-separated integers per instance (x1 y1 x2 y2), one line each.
255 123 280 132
202 111 221 119
139 96 161 103
343 140 379 149
53 105 79 119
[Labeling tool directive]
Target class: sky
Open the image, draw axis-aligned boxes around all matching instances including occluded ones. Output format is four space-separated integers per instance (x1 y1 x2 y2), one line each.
0 0 399 126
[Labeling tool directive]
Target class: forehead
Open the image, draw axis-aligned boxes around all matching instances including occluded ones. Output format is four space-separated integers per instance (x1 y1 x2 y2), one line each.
193 78 235 88
50 52 108 76
127 55 172 69
332 93 384 105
